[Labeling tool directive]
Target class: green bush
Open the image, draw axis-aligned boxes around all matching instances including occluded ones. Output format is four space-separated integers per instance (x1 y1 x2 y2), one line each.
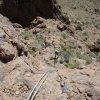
65 59 79 69
83 54 92 65
96 39 100 45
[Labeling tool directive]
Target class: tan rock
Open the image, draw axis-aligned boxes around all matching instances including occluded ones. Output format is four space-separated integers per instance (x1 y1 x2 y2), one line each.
0 42 17 63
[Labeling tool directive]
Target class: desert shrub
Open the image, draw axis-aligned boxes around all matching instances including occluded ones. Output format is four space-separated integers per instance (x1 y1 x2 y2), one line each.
62 48 72 63
94 20 100 29
76 51 83 59
82 53 92 65
60 38 79 68
28 46 37 55
61 31 68 39
21 29 31 39
85 56 92 65
82 31 88 36
96 39 100 45
69 42 78 49
82 31 89 42
97 53 100 62
76 24 82 31
65 59 79 69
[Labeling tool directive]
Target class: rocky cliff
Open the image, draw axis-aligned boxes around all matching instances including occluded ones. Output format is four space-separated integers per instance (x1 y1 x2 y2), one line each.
0 0 100 100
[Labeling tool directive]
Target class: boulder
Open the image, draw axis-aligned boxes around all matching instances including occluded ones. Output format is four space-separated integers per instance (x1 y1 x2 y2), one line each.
0 42 16 63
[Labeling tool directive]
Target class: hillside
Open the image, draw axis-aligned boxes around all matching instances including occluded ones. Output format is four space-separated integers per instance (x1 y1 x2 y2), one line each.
0 0 100 100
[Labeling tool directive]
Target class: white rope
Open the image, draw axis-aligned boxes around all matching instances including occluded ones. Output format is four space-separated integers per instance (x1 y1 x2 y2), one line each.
31 72 50 100
27 70 56 100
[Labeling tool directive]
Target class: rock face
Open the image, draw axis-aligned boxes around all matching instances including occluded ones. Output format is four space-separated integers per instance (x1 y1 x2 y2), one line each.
0 0 100 99
0 0 70 27
0 13 29 63
0 42 16 63
0 14 35 100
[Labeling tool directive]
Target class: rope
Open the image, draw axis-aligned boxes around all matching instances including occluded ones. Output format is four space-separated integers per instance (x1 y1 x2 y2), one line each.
27 70 56 100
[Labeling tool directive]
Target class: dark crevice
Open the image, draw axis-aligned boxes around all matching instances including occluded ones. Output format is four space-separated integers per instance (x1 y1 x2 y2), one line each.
0 0 70 27
90 48 100 53
17 48 23 56
0 55 14 63
0 59 11 64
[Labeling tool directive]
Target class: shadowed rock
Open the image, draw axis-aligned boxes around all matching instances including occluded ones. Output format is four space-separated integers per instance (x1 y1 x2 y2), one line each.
0 0 70 27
